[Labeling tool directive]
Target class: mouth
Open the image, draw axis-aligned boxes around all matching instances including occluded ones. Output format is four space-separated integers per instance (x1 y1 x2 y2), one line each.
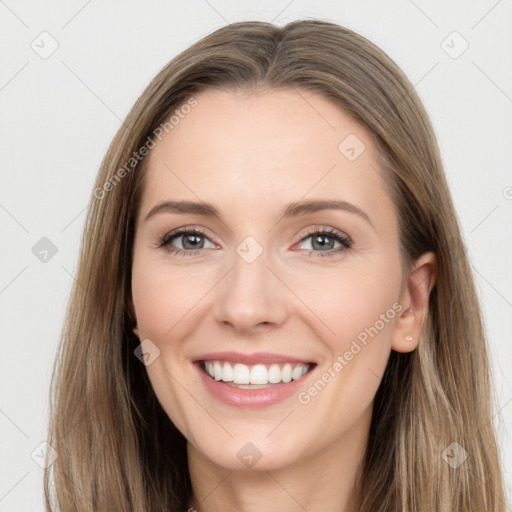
200 360 314 388
192 352 317 409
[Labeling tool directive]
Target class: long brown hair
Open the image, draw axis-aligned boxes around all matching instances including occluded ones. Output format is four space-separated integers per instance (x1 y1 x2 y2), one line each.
44 19 507 511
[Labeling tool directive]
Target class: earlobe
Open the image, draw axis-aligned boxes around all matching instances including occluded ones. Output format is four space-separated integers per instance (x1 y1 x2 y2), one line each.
391 251 437 353
128 298 140 339
392 307 418 353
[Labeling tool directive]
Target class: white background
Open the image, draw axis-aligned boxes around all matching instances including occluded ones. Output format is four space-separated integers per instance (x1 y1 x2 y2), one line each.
1 1 511 510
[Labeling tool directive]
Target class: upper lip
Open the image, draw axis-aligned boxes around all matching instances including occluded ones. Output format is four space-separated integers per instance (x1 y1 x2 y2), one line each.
192 351 315 366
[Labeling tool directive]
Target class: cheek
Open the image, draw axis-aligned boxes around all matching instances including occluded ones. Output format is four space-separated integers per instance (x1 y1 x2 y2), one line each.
292 261 401 352
131 256 212 340
130 257 208 436
285 284 399 459
289 260 402 412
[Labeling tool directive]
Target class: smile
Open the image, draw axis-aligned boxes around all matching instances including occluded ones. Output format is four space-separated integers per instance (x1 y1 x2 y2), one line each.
193 352 317 409
203 361 310 388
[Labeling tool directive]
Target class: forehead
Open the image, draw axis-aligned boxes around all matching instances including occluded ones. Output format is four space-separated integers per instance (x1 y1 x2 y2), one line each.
138 88 394 229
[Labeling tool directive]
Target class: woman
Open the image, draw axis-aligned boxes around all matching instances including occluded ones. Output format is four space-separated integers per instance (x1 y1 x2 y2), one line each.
44 19 507 511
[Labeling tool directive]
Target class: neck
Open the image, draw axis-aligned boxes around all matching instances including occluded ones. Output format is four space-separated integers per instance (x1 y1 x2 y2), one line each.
187 407 371 512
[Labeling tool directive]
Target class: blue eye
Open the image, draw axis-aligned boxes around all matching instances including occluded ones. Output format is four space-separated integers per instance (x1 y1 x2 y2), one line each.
158 227 353 258
297 228 353 258
158 228 215 255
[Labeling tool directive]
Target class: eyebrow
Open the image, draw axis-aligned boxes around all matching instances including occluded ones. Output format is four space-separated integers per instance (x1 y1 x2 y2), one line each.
144 199 373 227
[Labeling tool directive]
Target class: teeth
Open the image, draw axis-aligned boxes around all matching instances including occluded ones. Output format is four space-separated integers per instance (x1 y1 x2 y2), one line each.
281 363 292 383
291 365 303 380
250 364 267 385
268 364 281 384
204 360 310 385
222 362 233 382
213 361 223 381
233 363 250 384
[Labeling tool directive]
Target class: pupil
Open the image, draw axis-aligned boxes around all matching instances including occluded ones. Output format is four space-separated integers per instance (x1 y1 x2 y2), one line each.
183 234 203 250
312 235 334 250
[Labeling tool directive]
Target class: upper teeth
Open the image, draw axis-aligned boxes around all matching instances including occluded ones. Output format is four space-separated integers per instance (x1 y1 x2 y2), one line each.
204 361 309 385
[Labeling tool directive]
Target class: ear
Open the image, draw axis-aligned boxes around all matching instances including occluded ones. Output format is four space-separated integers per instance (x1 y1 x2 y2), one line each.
128 297 140 339
392 251 437 353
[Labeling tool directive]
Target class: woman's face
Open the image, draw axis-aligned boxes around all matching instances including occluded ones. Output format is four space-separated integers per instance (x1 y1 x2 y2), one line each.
131 88 425 471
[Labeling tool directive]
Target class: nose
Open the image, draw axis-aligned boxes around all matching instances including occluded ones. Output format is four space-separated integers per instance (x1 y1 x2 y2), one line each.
213 246 289 335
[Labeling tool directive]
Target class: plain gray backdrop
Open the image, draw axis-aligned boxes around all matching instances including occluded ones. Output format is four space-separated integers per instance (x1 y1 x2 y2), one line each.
1 1 511 510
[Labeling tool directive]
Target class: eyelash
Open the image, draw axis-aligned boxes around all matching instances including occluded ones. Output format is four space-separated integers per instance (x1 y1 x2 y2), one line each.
157 226 353 259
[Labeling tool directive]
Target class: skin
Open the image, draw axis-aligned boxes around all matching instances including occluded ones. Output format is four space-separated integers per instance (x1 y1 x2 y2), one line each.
130 88 437 512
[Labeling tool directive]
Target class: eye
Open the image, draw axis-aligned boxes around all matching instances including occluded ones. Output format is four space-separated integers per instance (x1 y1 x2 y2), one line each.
158 228 216 256
156 226 353 258
295 227 353 258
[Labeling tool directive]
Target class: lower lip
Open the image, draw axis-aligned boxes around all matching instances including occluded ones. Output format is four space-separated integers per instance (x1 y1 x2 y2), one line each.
195 363 314 409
